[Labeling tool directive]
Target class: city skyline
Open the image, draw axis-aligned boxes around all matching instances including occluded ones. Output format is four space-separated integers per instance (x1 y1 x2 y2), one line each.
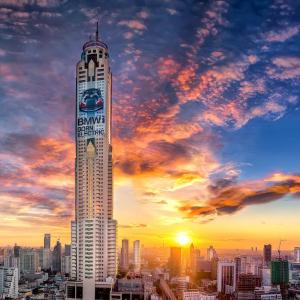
1 0 300 250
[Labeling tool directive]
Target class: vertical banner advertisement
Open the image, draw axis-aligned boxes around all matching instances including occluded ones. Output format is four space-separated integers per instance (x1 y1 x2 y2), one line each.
77 84 105 139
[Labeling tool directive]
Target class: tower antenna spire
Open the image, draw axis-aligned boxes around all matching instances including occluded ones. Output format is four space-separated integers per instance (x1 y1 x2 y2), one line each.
96 21 99 41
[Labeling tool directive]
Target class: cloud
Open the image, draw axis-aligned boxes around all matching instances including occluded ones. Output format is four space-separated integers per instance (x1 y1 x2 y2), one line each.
268 56 300 80
118 20 146 30
179 174 300 219
265 26 300 42
119 224 147 229
0 0 65 7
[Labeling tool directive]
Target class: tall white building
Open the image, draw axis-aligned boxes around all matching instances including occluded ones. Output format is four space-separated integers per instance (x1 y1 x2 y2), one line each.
0 266 18 299
67 25 117 300
217 261 236 294
133 240 141 273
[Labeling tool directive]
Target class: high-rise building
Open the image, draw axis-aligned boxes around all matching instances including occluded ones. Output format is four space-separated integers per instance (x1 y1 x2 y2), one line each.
13 244 20 258
237 273 261 299
120 239 129 272
271 260 289 285
52 240 62 273
67 25 117 300
70 220 77 279
169 247 182 278
20 248 39 274
263 244 272 267
189 243 196 275
207 246 217 261
0 266 18 299
262 267 271 286
65 244 71 256
294 247 300 263
271 259 289 299
217 261 236 294
62 244 71 275
234 257 242 283
42 248 51 270
44 233 51 249
133 240 141 273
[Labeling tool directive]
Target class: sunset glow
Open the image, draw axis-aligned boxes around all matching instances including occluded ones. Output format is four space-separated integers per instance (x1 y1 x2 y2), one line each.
176 232 191 246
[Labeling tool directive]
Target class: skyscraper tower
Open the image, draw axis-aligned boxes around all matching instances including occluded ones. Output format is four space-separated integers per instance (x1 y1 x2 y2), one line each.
133 240 141 273
263 244 272 267
120 239 129 272
67 24 117 300
44 233 51 249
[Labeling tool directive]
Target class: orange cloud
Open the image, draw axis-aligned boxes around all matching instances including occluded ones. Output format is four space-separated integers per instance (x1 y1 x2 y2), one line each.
179 173 300 220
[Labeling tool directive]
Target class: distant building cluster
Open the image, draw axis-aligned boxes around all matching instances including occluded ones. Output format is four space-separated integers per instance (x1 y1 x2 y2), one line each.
0 233 70 299
119 239 141 274
2 236 300 299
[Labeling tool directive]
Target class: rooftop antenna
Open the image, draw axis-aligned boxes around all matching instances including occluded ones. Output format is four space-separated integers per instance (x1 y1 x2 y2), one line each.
96 21 99 41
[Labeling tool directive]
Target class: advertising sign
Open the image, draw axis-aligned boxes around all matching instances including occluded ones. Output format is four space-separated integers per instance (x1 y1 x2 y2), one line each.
77 83 105 139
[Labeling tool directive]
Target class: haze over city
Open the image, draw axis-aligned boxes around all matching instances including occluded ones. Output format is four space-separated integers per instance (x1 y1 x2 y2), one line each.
1 0 300 251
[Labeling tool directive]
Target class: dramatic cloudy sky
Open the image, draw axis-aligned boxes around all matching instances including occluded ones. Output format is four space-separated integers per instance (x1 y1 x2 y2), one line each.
1 0 300 249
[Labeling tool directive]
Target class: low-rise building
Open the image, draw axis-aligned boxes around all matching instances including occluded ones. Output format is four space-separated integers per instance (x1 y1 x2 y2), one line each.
182 290 217 300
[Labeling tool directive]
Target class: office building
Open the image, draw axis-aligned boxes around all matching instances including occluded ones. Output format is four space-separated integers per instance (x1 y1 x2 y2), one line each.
271 260 289 285
44 233 51 249
217 261 236 294
207 246 217 261
169 247 182 278
13 244 20 258
236 273 261 299
62 255 71 275
67 24 117 299
182 290 217 300
62 244 71 275
20 248 38 274
52 240 62 273
65 244 71 256
235 257 242 282
264 244 272 267
120 239 129 272
254 287 282 299
42 248 51 270
189 243 197 275
262 267 271 286
133 240 141 273
294 247 300 263
0 266 18 299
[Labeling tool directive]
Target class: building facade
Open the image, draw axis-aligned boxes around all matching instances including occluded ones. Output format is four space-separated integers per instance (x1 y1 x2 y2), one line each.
133 240 141 273
67 26 117 300
20 248 39 274
120 239 129 272
294 247 300 263
217 261 236 294
44 233 51 250
264 244 272 267
52 240 62 273
0 266 18 299
169 247 182 278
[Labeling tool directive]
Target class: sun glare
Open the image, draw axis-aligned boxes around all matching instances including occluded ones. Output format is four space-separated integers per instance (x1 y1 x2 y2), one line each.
176 232 191 246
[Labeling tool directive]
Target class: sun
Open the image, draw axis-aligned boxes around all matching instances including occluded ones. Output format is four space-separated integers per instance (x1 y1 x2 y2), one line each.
176 232 191 246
